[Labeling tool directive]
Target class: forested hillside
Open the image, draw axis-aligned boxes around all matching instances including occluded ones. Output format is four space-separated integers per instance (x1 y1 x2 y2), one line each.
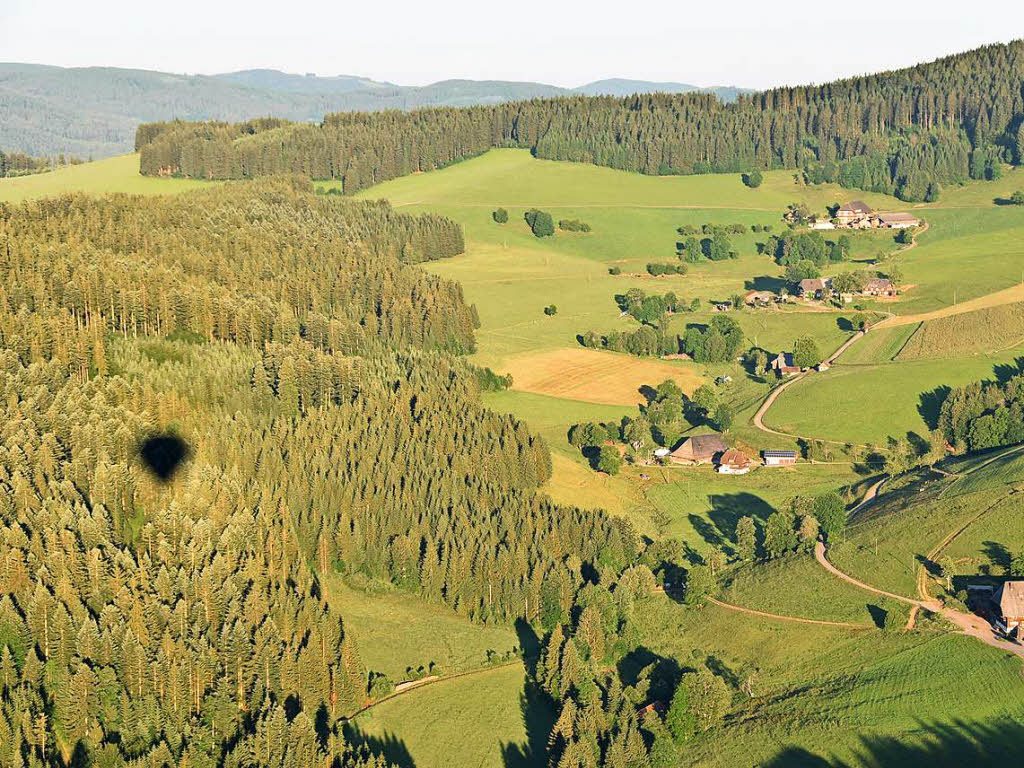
0 63 743 159
0 178 644 766
139 40 1024 199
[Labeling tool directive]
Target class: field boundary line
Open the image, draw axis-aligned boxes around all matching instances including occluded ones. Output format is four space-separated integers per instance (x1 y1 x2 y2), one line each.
341 660 522 722
705 595 871 629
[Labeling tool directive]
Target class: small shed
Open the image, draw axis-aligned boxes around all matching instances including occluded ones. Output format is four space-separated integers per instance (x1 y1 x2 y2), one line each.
763 449 797 467
994 581 1024 636
653 447 671 458
810 218 835 230
669 435 728 465
717 449 751 474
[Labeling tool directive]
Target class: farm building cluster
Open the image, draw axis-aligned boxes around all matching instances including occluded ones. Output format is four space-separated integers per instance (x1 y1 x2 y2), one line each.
809 201 920 230
796 275 896 300
664 435 796 474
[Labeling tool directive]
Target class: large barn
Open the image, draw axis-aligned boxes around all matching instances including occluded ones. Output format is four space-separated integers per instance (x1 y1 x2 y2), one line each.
669 435 728 465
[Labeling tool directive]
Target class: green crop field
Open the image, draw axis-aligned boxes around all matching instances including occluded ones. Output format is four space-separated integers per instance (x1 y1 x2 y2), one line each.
0 153 215 202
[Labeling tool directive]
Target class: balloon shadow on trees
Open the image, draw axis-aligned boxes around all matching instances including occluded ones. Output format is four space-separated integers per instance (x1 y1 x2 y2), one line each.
760 717 1024 767
137 432 191 482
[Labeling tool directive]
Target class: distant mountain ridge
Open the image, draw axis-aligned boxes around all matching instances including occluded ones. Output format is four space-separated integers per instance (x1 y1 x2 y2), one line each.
0 63 752 158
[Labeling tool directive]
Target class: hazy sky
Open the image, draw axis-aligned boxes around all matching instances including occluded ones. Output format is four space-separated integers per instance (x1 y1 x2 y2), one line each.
3 0 1022 89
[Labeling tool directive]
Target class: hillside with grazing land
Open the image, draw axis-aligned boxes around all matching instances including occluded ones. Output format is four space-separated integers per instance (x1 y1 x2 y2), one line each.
6 38 1024 768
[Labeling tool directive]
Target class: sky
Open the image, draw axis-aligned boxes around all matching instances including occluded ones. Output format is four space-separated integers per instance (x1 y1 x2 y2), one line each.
3 0 1023 89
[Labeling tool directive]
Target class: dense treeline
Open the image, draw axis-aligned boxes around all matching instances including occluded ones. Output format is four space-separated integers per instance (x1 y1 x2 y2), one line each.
0 150 82 177
139 41 1024 196
0 180 640 766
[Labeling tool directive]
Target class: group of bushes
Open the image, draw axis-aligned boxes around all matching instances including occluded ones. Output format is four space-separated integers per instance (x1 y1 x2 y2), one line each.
578 314 744 364
939 369 1024 452
492 208 591 238
647 261 688 276
616 288 700 325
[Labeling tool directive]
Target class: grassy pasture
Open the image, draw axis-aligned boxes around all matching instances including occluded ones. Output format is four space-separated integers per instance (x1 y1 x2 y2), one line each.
643 464 861 552
765 351 1023 446
839 323 918 365
633 594 1024 767
324 577 518 680
883 206 1024 315
0 154 214 202
722 552 887 624
349 662 549 768
832 452 1024 598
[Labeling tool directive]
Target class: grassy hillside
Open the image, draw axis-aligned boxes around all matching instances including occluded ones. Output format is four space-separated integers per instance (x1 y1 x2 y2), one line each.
831 450 1024 598
765 352 1023 446
0 153 213 202
634 594 1024 767
896 301 1024 359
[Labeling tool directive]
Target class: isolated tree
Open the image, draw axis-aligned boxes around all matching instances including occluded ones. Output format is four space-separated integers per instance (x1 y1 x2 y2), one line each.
492 207 509 223
785 259 820 283
792 335 823 369
524 209 555 237
682 667 731 732
1011 550 1024 577
797 515 820 551
1010 190 1024 205
735 516 756 561
665 676 696 743
691 384 718 420
743 169 763 188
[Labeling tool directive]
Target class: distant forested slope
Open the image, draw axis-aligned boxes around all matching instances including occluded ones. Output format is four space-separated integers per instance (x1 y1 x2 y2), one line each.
138 40 1024 200
0 63 743 158
0 178 645 765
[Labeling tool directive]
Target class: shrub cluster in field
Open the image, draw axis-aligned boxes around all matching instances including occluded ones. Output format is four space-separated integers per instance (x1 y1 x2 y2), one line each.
558 218 591 232
579 313 744 362
676 223 743 262
939 368 1024 452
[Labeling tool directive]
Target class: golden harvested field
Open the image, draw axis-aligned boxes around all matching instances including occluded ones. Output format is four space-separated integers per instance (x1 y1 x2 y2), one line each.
503 347 702 405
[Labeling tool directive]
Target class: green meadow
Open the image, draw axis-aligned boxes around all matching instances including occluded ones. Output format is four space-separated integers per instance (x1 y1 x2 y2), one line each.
634 594 1024 767
765 351 1024 446
0 153 214 202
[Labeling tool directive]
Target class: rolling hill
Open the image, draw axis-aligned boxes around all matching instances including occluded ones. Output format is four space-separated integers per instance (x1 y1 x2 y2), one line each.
0 63 749 159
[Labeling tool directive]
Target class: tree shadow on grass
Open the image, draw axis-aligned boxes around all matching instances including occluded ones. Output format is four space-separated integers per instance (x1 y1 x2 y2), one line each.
762 718 1024 767
745 275 787 293
917 386 951 430
705 493 775 553
502 671 557 768
341 725 416 768
865 603 888 629
993 357 1024 384
982 541 1011 572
